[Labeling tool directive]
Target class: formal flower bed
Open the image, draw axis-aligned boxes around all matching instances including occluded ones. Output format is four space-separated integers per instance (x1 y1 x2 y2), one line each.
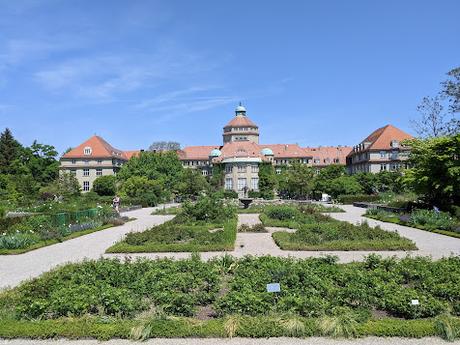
107 195 237 253
365 208 460 238
261 205 416 251
0 206 122 254
0 255 459 340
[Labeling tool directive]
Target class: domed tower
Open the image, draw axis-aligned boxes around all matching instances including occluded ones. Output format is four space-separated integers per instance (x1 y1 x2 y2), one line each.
223 103 259 144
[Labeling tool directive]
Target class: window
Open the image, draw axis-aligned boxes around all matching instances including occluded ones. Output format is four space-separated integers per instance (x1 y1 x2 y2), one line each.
251 177 259 190
83 168 90 176
380 151 386 158
83 181 90 191
237 164 246 173
275 168 281 174
96 168 102 176
83 146 92 155
70 169 76 175
71 159 76 164
225 178 233 190
202 170 208 176
380 163 387 171
97 159 102 164
237 178 247 191
251 165 259 173
225 165 232 174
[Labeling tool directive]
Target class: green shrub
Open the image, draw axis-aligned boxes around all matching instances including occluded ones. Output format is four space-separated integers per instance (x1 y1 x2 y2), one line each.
182 194 236 223
264 205 299 221
336 194 380 204
0 233 40 249
410 209 457 231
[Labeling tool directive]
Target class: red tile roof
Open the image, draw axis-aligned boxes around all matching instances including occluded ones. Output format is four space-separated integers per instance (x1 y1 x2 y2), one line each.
123 150 141 160
352 124 413 153
179 142 351 165
62 135 140 160
178 146 220 160
262 144 309 158
304 146 352 166
224 116 258 128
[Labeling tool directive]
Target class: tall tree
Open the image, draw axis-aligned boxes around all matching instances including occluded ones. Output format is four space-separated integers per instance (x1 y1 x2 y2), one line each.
176 168 209 200
0 128 22 174
148 141 181 152
403 134 460 208
258 162 276 199
412 96 450 138
278 163 315 199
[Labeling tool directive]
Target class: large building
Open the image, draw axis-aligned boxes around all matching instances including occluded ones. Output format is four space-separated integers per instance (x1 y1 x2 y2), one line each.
60 105 412 195
60 136 139 191
177 105 352 196
346 124 413 174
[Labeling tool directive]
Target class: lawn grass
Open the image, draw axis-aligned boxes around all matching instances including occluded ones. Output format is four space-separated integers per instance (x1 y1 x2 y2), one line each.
260 206 416 251
106 217 237 253
0 220 135 255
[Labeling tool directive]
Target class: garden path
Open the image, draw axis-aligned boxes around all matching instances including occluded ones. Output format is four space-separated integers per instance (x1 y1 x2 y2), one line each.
105 205 460 263
2 204 460 289
0 205 177 289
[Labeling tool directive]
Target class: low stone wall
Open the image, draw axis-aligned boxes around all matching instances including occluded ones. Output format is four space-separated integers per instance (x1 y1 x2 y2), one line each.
353 202 405 213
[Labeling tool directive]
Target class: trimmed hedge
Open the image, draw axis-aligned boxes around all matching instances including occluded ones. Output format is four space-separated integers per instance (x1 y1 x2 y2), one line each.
336 194 381 204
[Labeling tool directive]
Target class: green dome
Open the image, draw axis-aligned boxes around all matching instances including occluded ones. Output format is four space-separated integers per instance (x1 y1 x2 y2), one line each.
261 148 273 156
210 149 222 157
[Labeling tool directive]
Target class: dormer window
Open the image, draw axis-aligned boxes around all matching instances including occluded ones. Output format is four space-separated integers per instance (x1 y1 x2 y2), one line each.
83 146 92 155
391 140 399 148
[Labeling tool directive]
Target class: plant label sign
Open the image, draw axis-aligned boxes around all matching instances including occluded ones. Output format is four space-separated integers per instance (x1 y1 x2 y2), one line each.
411 299 420 306
266 283 281 293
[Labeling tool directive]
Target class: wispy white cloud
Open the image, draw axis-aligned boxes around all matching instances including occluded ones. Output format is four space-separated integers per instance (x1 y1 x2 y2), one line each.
133 86 239 124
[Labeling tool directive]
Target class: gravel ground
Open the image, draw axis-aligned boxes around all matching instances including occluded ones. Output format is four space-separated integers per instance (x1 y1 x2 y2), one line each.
1 337 459 345
0 205 177 289
2 204 460 289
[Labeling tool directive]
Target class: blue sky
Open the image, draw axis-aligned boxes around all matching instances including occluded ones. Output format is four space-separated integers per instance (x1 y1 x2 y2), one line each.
0 0 459 154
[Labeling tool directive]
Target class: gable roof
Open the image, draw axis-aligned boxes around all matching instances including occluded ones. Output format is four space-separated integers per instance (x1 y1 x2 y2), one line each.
178 145 220 160
359 124 413 151
62 135 138 160
262 144 310 158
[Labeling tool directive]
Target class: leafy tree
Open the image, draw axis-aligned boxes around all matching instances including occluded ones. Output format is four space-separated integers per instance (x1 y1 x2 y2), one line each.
0 128 22 174
443 67 460 114
92 175 117 196
176 168 209 199
325 176 363 198
117 151 183 194
20 141 59 184
403 135 460 208
375 171 405 194
148 141 181 152
314 165 347 194
412 67 460 137
40 173 81 199
209 164 224 190
278 163 315 199
353 172 377 194
258 163 276 199
120 176 164 206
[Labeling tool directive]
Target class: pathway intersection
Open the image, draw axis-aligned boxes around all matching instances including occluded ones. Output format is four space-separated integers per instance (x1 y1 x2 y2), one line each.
1 204 459 289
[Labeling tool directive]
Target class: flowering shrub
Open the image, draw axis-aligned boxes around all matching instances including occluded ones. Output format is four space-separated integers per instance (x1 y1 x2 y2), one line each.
410 209 456 231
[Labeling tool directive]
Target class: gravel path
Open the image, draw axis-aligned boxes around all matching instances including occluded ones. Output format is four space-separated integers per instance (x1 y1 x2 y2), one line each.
0 205 177 289
105 206 460 263
1 337 458 345
2 204 459 289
